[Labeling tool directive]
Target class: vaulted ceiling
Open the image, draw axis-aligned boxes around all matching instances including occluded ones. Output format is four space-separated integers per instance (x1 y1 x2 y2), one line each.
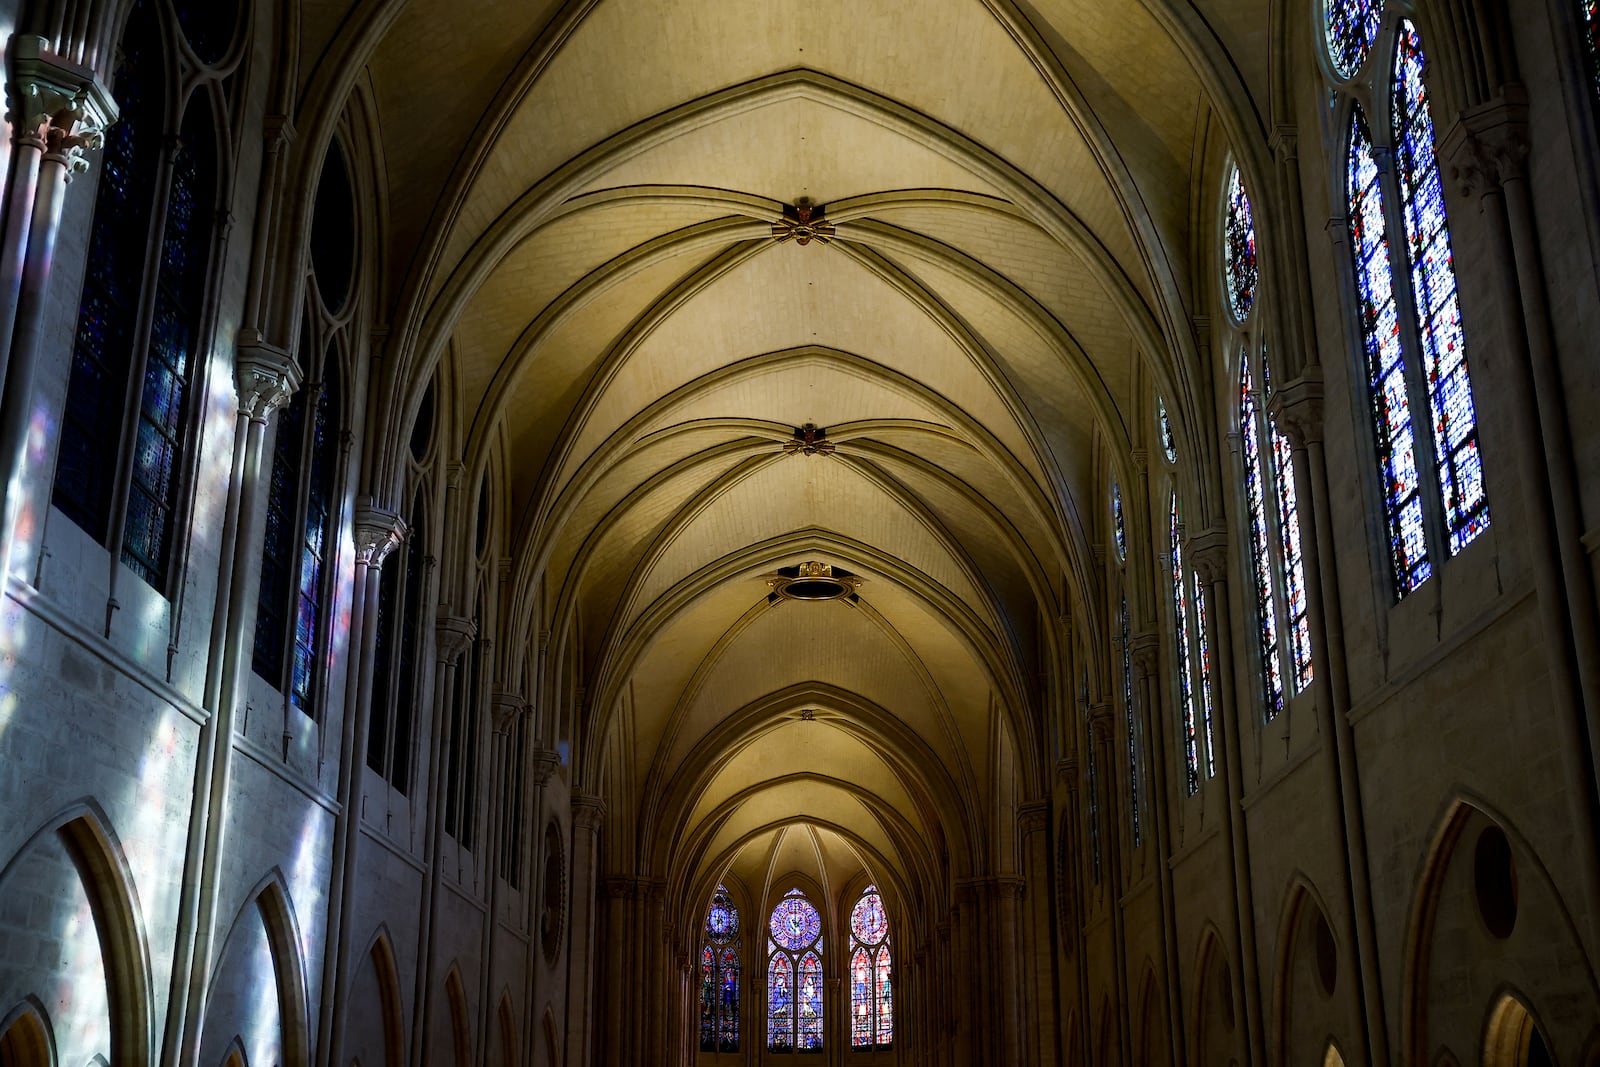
306 0 1266 928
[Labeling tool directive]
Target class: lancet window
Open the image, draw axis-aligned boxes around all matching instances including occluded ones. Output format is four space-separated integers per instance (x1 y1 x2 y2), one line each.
849 886 893 1049
700 885 741 1053
55 0 243 594
1169 489 1214 795
767 889 824 1050
1325 2 1490 599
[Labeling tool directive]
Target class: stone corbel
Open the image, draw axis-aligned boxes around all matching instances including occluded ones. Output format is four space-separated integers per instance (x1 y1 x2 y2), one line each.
1270 124 1299 165
352 502 406 569
435 613 476 666
491 689 528 736
1189 529 1230 587
1268 367 1325 449
572 792 607 831
528 746 561 788
7 35 115 171
1055 757 1079 791
1016 800 1049 837
1440 90 1530 200
1130 632 1161 679
1086 701 1115 742
235 338 299 422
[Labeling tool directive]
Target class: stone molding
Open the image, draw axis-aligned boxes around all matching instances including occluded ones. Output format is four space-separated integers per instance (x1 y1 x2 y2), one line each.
352 503 406 568
434 614 476 665
1016 800 1049 836
1441 91 1530 199
1189 529 1230 586
235 339 299 422
1130 632 1161 678
491 689 528 735
528 747 561 787
572 793 607 831
7 35 115 172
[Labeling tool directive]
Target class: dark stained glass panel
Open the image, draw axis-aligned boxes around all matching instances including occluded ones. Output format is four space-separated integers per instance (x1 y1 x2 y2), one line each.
1224 165 1258 321
1325 0 1383 78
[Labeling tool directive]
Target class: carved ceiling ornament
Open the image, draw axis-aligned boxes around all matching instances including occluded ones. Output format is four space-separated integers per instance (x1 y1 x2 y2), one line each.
764 560 863 603
771 198 836 246
782 423 836 456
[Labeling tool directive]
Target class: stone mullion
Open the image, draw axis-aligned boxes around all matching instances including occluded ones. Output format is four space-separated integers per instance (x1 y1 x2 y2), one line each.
315 504 406 1067
1129 639 1179 1067
1191 534 1264 1067
1016 801 1054 1067
1270 377 1387 1067
477 689 525 1065
565 793 605 1067
411 613 475 1066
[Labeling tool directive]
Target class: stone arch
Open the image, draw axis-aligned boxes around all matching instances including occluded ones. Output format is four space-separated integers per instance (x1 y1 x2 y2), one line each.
542 1005 561 1067
1093 994 1119 1067
219 1035 247 1067
1402 797 1600 1064
1483 990 1557 1067
443 965 471 1067
1273 876 1348 1065
496 993 518 1066
1193 926 1240 1067
1132 961 1165 1065
0 997 56 1067
198 869 311 1067
345 927 406 1067
0 803 151 1067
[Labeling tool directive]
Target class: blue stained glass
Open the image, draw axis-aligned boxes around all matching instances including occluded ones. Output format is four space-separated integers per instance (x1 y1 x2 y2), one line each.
1392 21 1490 555
848 887 892 1047
849 888 888 944
701 886 741 1053
1241 358 1285 718
767 951 793 1050
1224 165 1258 321
1158 398 1177 462
1271 420 1314 691
797 952 824 1048
291 370 338 715
1195 581 1216 779
1325 0 1383 78
1349 107 1432 596
1112 481 1126 561
1121 594 1139 848
1171 492 1200 795
769 891 821 951
851 947 873 1048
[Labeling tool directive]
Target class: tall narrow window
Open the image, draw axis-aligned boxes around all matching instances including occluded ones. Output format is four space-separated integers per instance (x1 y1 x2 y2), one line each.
1583 0 1600 105
1111 481 1126 561
1392 21 1489 554
1120 593 1139 849
767 889 823 1051
55 0 234 593
1240 358 1285 716
1083 670 1100 884
369 492 427 794
1223 166 1258 321
849 885 892 1049
1349 108 1430 595
1195 582 1216 779
700 885 740 1053
1170 491 1200 795
1271 414 1314 690
291 363 339 714
252 349 306 684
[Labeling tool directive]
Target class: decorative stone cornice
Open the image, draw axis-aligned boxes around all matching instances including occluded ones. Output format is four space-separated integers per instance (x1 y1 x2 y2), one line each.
572 792 607 831
435 614 476 665
491 689 528 735
1189 529 1230 586
1016 800 1049 836
7 35 114 173
352 503 406 568
235 337 299 422
1268 368 1324 449
1441 90 1529 199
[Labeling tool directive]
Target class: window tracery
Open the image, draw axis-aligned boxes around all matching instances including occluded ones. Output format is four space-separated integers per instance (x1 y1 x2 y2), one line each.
768 889 824 1050
1170 491 1200 795
1324 0 1382 78
700 885 740 1053
849 885 892 1049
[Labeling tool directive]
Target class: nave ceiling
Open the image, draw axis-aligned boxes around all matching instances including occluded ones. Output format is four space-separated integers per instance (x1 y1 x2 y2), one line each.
286 0 1264 925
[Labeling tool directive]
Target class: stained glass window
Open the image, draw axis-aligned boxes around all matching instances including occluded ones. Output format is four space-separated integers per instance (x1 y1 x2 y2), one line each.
1271 418 1314 690
1195 582 1216 780
768 889 823 1050
1584 1 1600 105
1121 594 1139 848
1392 22 1490 555
699 885 740 1052
1349 107 1431 596
1171 491 1200 795
1084 670 1100 883
369 492 426 794
1158 398 1177 462
1240 358 1285 717
849 886 893 1049
1325 0 1383 78
290 362 339 715
55 2 161 545
252 372 306 686
1224 165 1258 322
1112 481 1126 561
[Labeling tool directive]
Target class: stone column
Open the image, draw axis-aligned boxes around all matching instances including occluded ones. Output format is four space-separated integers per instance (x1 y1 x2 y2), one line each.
411 613 476 1066
1016 801 1054 1067
478 689 527 1059
317 504 406 1067
518 743 559 1063
565 794 606 1067
1191 531 1263 1067
0 37 111 581
161 345 295 1066
1270 376 1386 1066
1128 639 1178 1067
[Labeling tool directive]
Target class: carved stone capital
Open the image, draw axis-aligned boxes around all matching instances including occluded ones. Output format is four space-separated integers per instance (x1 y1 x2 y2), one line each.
1129 449 1150 477
529 746 561 787
235 338 299 422
1087 702 1115 741
1268 368 1325 448
491 689 528 735
435 613 476 665
1442 94 1530 201
1055 757 1079 790
1016 800 1049 836
352 502 406 568
1130 632 1162 678
7 36 115 174
1270 124 1299 164
572 792 607 831
1189 529 1230 586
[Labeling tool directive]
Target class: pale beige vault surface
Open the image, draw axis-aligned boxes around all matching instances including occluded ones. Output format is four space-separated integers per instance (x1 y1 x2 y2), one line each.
363 0 1211 933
